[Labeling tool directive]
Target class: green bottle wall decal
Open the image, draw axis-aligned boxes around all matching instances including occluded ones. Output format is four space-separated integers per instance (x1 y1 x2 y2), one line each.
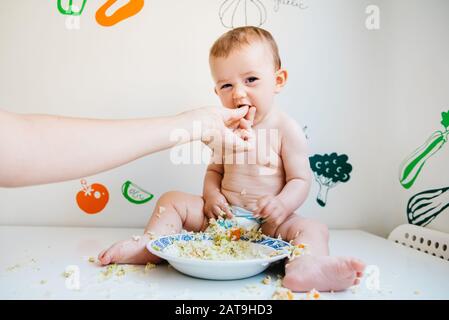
57 0 88 16
407 186 449 227
399 110 449 189
309 153 352 207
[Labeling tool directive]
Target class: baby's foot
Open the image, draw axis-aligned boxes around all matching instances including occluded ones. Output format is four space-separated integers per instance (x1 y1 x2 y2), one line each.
283 255 365 292
98 234 160 266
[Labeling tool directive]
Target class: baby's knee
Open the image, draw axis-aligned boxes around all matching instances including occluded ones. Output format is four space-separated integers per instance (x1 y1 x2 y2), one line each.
297 218 329 240
309 220 329 240
157 190 186 205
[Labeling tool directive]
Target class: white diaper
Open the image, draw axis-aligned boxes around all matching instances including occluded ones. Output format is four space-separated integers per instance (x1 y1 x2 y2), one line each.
230 205 262 230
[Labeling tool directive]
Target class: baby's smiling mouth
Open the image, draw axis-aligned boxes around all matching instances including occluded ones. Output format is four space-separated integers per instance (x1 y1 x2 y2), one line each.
237 104 253 109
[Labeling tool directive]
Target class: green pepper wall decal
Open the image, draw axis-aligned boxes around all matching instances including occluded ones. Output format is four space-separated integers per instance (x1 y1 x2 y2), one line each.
57 0 87 16
407 186 449 227
399 110 449 189
309 153 352 207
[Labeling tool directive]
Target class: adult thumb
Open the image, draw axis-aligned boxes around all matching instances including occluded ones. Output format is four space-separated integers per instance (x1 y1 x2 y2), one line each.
221 106 249 124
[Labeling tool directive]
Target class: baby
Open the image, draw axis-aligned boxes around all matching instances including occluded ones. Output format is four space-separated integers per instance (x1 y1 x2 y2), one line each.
98 26 365 292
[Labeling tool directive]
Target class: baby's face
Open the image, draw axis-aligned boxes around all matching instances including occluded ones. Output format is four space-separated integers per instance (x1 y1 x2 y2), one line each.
210 41 286 125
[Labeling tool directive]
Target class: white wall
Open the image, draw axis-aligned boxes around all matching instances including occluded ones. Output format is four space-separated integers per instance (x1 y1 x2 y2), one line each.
1 0 448 237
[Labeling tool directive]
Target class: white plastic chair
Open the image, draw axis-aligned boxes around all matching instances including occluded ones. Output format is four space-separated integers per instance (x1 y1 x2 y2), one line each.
388 224 449 261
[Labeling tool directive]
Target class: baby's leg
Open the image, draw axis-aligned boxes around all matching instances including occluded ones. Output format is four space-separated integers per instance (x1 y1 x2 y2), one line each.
98 191 207 266
262 215 365 292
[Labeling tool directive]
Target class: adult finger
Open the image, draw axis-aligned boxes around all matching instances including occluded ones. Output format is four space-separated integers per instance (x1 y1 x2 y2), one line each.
239 118 252 130
223 127 252 152
245 107 256 125
220 106 249 126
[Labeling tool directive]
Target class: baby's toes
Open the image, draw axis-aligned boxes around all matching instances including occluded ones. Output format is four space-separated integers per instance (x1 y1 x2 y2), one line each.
350 258 366 274
98 247 117 266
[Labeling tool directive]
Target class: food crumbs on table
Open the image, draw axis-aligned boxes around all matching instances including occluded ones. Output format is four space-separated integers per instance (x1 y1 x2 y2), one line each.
262 275 272 285
145 262 156 272
132 235 141 241
101 264 118 278
62 270 73 278
115 266 125 277
6 264 20 271
88 257 96 263
306 288 321 300
146 231 156 240
272 288 294 300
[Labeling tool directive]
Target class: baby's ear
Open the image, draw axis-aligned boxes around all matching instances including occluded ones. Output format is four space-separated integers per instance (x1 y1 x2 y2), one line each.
274 69 288 93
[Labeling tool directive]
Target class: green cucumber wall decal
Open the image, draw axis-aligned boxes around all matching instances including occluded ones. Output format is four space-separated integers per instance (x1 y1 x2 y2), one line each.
399 110 449 189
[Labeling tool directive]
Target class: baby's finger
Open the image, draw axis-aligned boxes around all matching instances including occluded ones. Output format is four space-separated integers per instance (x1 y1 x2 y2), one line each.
204 208 214 220
266 210 283 226
221 204 233 219
213 205 225 218
255 196 270 215
259 203 275 219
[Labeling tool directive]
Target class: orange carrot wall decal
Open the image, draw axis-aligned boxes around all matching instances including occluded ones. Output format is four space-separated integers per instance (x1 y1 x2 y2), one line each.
96 0 145 27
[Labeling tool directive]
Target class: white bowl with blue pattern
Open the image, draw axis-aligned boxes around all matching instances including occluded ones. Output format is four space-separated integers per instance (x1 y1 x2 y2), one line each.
146 233 292 280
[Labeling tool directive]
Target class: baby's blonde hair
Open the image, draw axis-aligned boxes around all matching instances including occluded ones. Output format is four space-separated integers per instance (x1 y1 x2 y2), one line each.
209 26 281 70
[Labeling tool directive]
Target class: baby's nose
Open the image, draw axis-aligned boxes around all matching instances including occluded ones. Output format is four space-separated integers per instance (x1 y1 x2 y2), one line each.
232 85 247 99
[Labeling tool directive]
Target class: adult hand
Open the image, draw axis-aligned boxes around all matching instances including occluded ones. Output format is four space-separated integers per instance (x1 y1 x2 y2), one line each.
187 106 256 152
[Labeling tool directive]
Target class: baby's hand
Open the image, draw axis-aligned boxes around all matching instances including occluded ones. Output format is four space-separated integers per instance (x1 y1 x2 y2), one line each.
204 192 233 220
254 195 290 227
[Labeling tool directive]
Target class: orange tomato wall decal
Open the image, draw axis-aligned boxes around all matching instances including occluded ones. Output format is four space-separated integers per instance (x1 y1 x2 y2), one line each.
76 179 109 214
96 0 145 27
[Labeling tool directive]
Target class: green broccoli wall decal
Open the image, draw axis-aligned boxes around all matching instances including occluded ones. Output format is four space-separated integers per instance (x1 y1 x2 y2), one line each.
309 153 353 207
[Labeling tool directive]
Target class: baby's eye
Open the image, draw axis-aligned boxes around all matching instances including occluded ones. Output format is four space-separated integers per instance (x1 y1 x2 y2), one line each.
220 84 232 90
246 77 259 84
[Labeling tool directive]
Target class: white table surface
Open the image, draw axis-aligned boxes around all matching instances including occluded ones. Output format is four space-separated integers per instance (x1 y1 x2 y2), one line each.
1 226 448 300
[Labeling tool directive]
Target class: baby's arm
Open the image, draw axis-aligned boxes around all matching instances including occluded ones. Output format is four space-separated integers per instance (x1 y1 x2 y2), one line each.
276 118 312 213
203 163 233 219
255 117 312 224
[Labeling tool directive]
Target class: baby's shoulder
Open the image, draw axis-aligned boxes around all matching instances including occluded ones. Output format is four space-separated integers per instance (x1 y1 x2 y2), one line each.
275 111 303 135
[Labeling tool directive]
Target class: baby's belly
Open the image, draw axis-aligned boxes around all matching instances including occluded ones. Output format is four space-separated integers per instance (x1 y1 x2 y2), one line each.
221 166 285 212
